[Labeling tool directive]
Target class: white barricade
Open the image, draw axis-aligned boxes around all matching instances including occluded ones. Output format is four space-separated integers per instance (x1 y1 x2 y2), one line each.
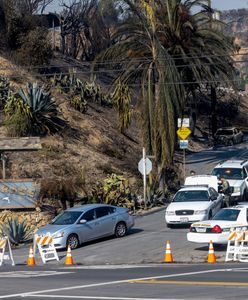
237 231 248 262
225 229 244 262
0 236 15 266
34 235 59 264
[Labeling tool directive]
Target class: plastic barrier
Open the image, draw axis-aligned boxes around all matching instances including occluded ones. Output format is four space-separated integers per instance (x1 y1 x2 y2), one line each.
226 228 248 262
34 235 59 264
0 236 15 266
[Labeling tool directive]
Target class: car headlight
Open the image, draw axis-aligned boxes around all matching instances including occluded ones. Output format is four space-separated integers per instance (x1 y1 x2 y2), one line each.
166 211 175 215
233 187 240 193
194 210 208 215
52 232 64 239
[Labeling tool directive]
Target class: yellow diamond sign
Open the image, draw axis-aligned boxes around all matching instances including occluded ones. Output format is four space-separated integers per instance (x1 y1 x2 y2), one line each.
177 127 191 140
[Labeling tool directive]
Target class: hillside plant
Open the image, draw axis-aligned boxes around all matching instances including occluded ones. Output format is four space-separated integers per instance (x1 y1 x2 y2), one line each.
52 71 112 113
15 27 52 66
89 174 134 209
0 218 33 246
112 80 132 133
4 83 67 136
0 76 10 110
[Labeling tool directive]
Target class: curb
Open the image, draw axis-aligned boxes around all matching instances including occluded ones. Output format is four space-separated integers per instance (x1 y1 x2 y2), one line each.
134 206 166 217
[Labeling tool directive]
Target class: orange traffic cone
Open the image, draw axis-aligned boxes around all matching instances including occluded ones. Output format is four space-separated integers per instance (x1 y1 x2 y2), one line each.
27 246 36 266
164 240 173 263
65 245 74 265
207 240 216 263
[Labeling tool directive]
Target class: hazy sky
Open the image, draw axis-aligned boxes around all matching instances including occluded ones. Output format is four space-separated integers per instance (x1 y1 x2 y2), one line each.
46 0 248 13
212 0 248 10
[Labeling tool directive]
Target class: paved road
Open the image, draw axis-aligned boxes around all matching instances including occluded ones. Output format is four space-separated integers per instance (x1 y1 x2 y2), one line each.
1 263 248 299
8 140 248 267
186 139 248 176
10 209 226 265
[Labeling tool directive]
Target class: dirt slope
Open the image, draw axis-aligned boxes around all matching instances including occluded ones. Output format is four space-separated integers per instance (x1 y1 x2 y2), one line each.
0 53 142 194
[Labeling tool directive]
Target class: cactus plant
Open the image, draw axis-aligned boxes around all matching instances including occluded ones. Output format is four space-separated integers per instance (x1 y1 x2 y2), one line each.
112 80 132 133
89 174 134 209
52 71 112 112
0 76 10 110
70 95 88 113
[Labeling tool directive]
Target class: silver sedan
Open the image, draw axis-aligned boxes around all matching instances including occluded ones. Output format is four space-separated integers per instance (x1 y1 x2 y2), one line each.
35 204 135 249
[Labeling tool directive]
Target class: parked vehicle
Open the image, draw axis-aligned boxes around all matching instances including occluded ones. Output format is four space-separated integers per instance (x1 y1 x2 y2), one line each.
165 178 224 227
187 205 248 244
214 127 243 146
212 160 248 203
35 204 135 249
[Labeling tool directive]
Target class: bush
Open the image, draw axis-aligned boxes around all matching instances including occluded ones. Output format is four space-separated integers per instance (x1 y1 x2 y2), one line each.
88 174 134 209
15 27 52 66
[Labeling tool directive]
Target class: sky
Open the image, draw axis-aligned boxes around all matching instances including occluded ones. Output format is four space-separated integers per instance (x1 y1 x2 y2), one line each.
46 0 248 14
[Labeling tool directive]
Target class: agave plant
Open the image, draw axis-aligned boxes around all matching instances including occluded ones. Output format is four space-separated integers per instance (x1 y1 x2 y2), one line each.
0 218 33 245
4 83 67 136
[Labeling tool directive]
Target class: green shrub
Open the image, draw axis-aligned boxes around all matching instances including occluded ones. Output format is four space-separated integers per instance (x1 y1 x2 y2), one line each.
15 27 52 66
89 174 134 209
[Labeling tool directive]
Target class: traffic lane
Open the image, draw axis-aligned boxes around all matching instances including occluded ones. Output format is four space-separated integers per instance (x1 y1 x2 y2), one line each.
186 142 248 175
6 264 248 300
0 264 240 297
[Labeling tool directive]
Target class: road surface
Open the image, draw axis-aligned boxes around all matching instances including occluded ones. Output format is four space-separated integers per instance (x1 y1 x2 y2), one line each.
1 264 248 299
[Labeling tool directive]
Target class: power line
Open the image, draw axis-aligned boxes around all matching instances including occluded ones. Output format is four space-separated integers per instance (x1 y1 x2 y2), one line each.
1 59 248 80
0 51 248 71
1 73 246 87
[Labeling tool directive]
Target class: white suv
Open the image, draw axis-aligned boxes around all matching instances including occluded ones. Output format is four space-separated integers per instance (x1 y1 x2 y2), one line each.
211 160 248 203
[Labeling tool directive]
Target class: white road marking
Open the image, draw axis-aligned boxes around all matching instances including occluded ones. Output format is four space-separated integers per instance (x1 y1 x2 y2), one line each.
25 295 179 300
63 265 164 269
0 268 242 299
0 271 73 278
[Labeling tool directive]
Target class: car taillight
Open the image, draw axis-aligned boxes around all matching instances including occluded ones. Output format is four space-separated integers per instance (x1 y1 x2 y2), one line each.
211 225 222 233
190 226 196 232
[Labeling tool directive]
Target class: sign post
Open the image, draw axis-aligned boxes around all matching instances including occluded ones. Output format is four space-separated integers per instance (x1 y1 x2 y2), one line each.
177 119 191 181
138 148 152 209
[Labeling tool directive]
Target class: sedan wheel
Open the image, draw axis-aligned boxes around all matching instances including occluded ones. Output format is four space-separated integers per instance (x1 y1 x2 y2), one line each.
115 222 127 238
67 234 79 250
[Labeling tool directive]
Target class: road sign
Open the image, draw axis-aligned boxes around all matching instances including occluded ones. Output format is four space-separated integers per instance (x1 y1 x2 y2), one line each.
177 118 190 128
179 140 189 149
177 127 191 140
138 158 152 175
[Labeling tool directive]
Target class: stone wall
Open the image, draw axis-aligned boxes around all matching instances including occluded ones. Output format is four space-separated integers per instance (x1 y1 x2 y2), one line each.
0 209 54 233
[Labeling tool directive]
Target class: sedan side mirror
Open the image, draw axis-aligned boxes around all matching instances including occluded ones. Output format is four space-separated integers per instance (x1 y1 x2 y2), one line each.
210 196 217 201
79 219 87 224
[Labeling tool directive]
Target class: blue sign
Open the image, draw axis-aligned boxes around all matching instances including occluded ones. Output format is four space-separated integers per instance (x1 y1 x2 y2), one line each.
179 140 189 149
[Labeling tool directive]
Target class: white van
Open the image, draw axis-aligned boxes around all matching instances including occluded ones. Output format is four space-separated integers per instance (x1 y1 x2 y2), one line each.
184 175 218 191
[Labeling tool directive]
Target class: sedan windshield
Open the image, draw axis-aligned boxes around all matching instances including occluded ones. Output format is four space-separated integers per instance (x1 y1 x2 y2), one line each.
51 211 82 225
212 168 244 180
212 209 240 221
173 191 209 202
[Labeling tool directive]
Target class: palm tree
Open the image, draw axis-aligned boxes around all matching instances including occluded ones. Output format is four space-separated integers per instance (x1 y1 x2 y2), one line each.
94 0 236 184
